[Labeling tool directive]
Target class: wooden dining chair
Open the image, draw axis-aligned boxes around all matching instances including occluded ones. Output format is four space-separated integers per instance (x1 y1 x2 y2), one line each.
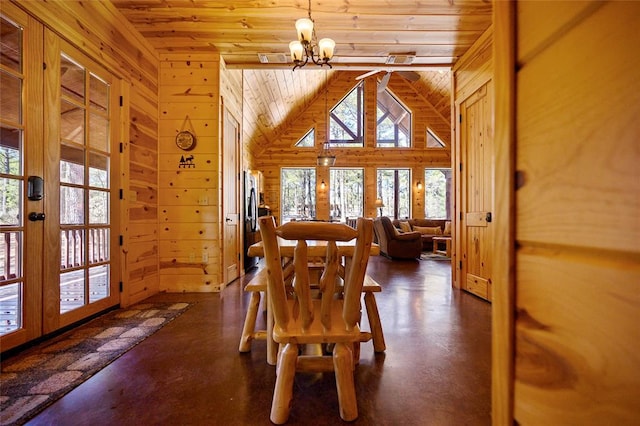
258 215 374 424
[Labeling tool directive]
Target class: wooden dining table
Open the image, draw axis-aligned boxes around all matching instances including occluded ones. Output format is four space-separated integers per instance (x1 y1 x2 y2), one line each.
247 238 380 259
247 238 380 365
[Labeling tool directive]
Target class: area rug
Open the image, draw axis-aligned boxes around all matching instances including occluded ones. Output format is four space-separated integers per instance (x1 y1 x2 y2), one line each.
0 301 192 426
420 252 450 261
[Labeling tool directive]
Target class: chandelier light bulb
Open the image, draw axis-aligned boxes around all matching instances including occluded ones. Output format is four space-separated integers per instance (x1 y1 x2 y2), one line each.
318 38 335 60
295 18 314 42
289 41 304 61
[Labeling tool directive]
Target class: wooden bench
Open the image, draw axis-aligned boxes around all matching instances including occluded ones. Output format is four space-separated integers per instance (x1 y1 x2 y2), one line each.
238 269 386 354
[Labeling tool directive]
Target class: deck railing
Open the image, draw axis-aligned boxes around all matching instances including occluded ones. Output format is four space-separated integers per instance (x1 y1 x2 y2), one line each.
60 228 109 269
0 231 20 281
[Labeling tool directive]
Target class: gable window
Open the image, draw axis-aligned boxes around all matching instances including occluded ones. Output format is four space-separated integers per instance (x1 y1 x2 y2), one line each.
329 82 364 147
426 128 445 148
329 168 364 222
376 89 411 147
377 168 410 219
281 168 316 223
295 128 314 147
424 168 452 219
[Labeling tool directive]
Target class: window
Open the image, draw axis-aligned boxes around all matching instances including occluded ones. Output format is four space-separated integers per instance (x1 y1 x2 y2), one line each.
329 82 364 147
426 128 445 148
295 128 314 147
280 168 316 223
329 168 364 222
377 168 410 219
424 168 452 219
377 88 411 147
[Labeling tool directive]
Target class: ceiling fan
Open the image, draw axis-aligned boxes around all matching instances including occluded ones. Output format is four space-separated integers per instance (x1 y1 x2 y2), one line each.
355 69 421 92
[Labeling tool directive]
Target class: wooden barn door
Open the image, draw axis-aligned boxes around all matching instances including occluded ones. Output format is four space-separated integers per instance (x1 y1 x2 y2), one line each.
459 81 493 301
222 108 240 285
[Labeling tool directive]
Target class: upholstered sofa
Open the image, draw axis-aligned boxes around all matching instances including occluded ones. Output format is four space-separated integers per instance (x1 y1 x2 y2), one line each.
373 217 422 259
392 219 451 251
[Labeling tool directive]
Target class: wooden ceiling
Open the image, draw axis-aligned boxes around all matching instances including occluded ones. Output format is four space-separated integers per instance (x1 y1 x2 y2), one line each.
111 0 492 149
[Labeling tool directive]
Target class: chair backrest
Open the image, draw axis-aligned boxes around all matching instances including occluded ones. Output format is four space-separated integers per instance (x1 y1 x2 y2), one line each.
378 216 398 237
258 216 374 335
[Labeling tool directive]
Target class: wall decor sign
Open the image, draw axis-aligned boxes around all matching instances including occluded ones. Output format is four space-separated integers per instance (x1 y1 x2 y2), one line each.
176 115 197 151
179 154 195 168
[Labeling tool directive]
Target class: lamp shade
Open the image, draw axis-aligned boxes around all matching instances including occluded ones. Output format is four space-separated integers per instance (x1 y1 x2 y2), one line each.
374 199 385 208
317 154 336 166
318 38 335 60
295 18 314 42
289 41 304 62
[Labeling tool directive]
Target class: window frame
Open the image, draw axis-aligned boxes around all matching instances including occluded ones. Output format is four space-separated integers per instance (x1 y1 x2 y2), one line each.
280 167 317 224
294 128 315 148
329 167 364 222
329 81 364 147
376 168 411 219
423 168 452 219
376 88 412 148
426 128 446 148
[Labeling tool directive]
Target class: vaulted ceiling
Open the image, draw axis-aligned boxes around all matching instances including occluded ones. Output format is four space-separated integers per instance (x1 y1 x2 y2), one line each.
111 0 492 148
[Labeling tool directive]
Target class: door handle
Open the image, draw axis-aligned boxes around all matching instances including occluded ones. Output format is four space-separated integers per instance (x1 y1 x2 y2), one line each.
28 212 46 221
225 217 232 222
485 212 492 223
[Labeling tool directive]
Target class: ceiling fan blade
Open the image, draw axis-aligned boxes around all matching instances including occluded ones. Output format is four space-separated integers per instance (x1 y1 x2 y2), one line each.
397 70 421 82
355 69 382 80
378 72 391 92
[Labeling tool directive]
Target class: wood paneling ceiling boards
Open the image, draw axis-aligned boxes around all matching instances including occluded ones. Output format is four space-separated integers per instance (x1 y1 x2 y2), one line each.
111 0 492 147
111 0 492 69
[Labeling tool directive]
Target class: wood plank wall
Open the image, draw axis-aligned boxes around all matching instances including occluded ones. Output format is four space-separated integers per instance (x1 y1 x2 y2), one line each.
251 71 452 222
126 84 160 305
13 0 161 307
156 54 243 292
511 1 640 423
157 53 221 292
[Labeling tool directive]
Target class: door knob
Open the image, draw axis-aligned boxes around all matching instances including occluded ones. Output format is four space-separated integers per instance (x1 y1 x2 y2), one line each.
28 212 46 221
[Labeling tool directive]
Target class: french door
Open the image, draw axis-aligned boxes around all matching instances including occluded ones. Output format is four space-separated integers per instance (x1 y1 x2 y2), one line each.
0 4 121 351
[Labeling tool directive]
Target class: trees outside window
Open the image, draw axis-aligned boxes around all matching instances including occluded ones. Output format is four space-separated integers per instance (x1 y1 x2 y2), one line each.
377 168 410 219
329 168 364 222
376 89 411 147
0 144 21 226
281 168 316 223
295 128 314 147
329 82 364 147
424 168 452 219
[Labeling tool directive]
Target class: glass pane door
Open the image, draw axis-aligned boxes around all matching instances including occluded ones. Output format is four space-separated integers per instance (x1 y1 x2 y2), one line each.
0 14 24 335
0 10 119 349
57 50 113 315
0 4 45 350
43 31 119 332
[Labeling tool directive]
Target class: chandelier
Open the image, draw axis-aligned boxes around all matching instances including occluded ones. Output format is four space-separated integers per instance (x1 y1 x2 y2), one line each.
289 0 335 70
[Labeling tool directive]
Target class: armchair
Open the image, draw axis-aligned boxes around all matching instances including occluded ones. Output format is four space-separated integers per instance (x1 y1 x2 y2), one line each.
373 216 422 259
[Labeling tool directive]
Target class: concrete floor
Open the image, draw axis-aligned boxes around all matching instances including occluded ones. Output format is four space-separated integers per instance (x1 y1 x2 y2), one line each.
27 256 491 425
